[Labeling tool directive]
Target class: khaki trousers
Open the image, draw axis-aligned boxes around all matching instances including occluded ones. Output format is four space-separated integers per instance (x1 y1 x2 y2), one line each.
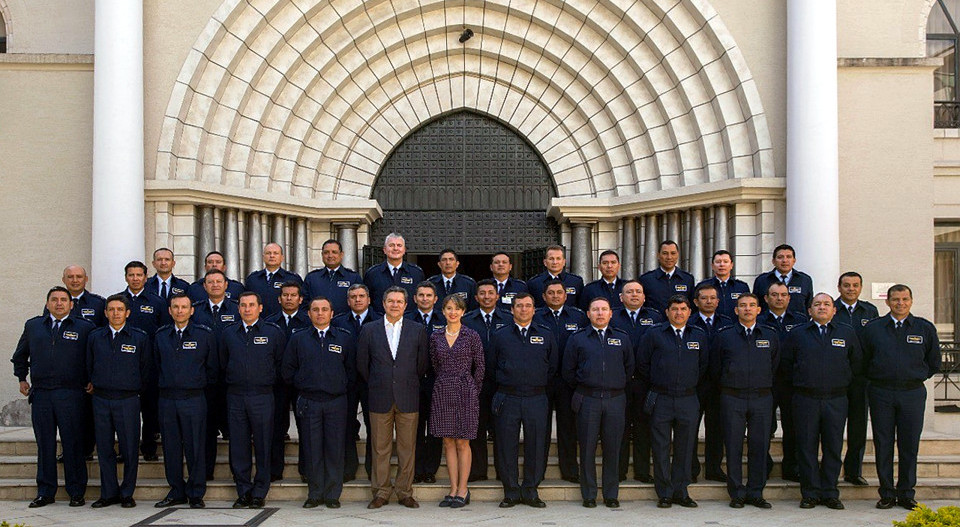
369 405 418 500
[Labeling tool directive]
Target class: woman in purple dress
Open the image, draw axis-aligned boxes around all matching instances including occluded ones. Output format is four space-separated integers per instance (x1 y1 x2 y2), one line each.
429 294 484 508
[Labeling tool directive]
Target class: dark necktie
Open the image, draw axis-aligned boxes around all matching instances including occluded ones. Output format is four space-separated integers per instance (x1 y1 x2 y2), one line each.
160 281 168 299
498 282 505 296
266 272 273 283
355 314 362 328
422 313 429 326
73 297 81 305
895 320 903 330
110 330 116 343
776 315 783 325
520 327 527 338
597 329 604 341
706 316 713 327
318 329 326 341
177 329 183 345
780 274 788 284
245 325 251 334
391 267 398 279
848 305 855 316
746 327 753 337
53 320 61 334
327 269 335 281
609 281 616 291
445 280 452 296
212 304 220 318
553 310 561 323
676 328 683 342
484 313 492 329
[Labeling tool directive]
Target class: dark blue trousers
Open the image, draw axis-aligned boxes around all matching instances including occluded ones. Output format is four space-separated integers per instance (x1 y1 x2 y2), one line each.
621 380 652 479
494 393 549 501
415 379 442 477
159 395 207 500
93 395 141 499
344 380 371 480
692 384 725 478
843 377 869 478
298 395 347 500
271 383 299 479
721 393 772 500
227 392 274 499
204 384 228 480
548 380 579 480
769 383 798 478
869 385 926 500
32 389 87 499
575 392 626 501
793 393 847 500
140 383 160 458
650 394 699 500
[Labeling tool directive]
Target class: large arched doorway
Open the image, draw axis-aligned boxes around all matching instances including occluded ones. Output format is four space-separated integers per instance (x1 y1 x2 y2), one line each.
365 110 560 278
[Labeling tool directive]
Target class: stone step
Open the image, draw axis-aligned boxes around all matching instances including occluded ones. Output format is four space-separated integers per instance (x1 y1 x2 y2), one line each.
2 454 959 481
0 477 957 502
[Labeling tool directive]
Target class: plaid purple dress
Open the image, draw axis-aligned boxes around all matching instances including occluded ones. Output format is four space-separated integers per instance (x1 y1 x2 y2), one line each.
428 326 485 439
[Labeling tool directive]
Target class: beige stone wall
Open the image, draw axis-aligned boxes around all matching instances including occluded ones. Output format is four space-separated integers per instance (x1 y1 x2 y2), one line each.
0 65 93 407
838 0 934 58
839 64 936 318
0 0 93 54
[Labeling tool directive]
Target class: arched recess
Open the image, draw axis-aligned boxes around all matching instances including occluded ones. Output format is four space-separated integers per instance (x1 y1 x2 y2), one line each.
156 0 775 202
370 109 559 255
0 0 10 53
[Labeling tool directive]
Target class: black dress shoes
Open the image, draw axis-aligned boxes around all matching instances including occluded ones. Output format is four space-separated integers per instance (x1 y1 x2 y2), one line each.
604 498 620 508
730 497 745 508
423 474 437 484
746 497 771 509
657 497 672 508
844 475 869 486
799 497 818 509
876 497 897 509
69 496 85 507
524 497 546 508
674 496 698 508
142 454 159 462
562 475 580 484
91 497 119 508
303 498 322 509
120 497 136 508
582 499 597 508
822 498 844 510
705 472 727 482
233 495 252 508
155 497 187 508
413 474 424 483
499 498 519 508
634 474 654 483
189 498 205 508
325 499 341 508
28 496 54 508
898 498 919 510
250 497 265 509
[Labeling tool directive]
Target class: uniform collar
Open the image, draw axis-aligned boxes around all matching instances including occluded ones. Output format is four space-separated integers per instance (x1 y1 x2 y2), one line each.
773 269 794 282
353 309 369 322
243 319 260 331
839 299 857 311
548 305 564 316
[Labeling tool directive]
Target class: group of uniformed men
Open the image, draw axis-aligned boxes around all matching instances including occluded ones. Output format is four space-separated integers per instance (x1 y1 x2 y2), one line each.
13 235 940 512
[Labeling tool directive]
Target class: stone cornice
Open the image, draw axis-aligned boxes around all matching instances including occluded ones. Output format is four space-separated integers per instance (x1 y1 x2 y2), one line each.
0 53 93 71
838 57 942 68
548 177 786 222
145 180 382 224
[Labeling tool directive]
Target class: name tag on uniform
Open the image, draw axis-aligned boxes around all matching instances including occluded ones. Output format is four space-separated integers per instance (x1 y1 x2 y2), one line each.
861 319 869 326
730 292 741 300
273 281 283 288
788 286 802 294
337 280 350 288
400 276 413 284
756 340 770 348
607 338 622 346
565 324 579 331
81 308 96 317
907 335 923 344
172 287 184 294
221 314 235 322
565 287 577 295
502 295 513 304
495 323 505 329
120 344 136 353
456 292 467 299
831 339 846 347
140 305 154 314
253 336 269 345
182 341 197 350
675 285 688 292
640 318 654 326
785 324 796 331
62 331 79 341
329 344 342 354
686 341 699 350
530 336 544 344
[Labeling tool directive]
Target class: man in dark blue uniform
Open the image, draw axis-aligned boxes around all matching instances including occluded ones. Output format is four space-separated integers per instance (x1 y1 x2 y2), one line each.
154 293 218 509
712 293 779 509
491 293 556 508
118 261 165 462
429 248 478 311
610 280 663 484
406 282 445 484
13 287 95 508
752 244 814 314
363 233 424 314
533 280 588 483
835 271 879 486
332 284 381 481
61 265 106 327
220 291 287 508
302 239 362 316
689 283 733 483
462 279 512 481
638 295 708 509
783 293 861 510
695 250 751 321
490 252 528 311
580 250 624 311
146 248 191 309
86 294 152 508
186 251 244 303
564 297 634 508
862 284 940 510
527 245 584 309
756 281 804 481
264 282 310 482
244 242 304 319
283 296 355 509
639 240 696 314
189 269 239 481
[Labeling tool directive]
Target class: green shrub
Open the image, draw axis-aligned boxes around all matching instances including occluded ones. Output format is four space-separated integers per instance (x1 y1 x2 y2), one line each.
893 504 960 526
0 521 28 527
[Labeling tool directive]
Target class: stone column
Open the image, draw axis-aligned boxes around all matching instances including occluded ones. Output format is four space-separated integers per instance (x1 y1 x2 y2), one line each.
570 223 593 281
787 0 839 290
621 216 638 280
223 209 241 281
337 223 360 272
246 211 263 277
271 214 286 255
293 218 309 278
714 204 730 251
666 211 681 245
689 208 705 281
197 206 215 277
91 0 144 294
643 214 659 273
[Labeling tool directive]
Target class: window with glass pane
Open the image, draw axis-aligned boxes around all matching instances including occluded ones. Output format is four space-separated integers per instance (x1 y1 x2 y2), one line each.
935 223 960 340
929 0 960 127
